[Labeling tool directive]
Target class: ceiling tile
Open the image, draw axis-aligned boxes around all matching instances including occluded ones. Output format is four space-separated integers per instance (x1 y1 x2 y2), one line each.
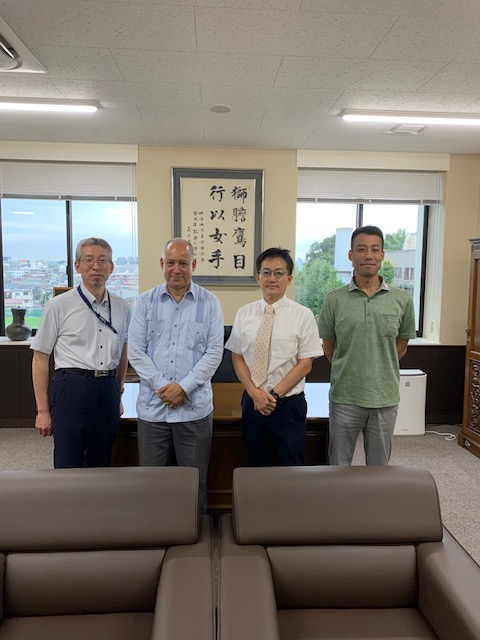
30 46 124 80
300 0 480 19
111 49 281 85
276 57 446 91
0 76 63 97
195 7 395 57
201 85 340 112
53 80 201 107
421 63 480 94
373 16 480 62
336 90 479 113
0 1 196 50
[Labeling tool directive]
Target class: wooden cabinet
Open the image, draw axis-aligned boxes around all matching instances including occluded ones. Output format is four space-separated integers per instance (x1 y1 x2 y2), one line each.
459 238 480 459
0 340 37 427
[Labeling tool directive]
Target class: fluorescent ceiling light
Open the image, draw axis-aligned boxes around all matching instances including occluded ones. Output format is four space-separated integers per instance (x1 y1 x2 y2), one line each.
341 109 480 126
0 98 99 113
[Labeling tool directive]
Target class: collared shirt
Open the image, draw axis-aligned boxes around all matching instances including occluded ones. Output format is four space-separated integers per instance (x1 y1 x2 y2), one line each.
225 295 323 395
31 282 130 370
127 281 224 423
318 277 417 408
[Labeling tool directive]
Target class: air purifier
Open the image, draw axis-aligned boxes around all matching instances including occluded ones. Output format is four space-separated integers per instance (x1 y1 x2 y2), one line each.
394 369 427 436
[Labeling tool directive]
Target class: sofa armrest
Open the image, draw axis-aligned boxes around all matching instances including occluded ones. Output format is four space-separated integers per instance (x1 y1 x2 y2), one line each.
418 527 480 640
151 515 214 640
218 515 280 640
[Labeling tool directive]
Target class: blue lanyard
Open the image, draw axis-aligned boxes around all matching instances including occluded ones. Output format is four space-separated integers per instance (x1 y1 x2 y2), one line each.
77 286 118 334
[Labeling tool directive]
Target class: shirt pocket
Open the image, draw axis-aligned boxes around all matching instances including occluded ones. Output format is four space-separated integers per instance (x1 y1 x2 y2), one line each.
379 313 400 338
270 326 299 366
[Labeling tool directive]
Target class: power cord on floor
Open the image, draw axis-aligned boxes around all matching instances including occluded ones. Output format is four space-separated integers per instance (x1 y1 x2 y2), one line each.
425 429 457 441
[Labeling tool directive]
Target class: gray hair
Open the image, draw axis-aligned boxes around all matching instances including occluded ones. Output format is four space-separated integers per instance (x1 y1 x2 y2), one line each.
163 238 195 259
75 237 113 263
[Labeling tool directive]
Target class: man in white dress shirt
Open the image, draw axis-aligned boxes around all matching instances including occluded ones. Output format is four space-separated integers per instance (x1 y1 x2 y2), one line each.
31 237 130 468
225 247 323 466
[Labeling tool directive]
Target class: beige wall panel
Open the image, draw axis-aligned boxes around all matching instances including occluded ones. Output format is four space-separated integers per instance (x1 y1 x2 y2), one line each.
441 155 480 344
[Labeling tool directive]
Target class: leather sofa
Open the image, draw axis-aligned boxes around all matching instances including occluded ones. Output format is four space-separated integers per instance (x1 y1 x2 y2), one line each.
0 466 214 640
218 465 480 640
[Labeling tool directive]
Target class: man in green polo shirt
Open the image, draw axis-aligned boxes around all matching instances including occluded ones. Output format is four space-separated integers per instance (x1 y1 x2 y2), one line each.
318 225 416 465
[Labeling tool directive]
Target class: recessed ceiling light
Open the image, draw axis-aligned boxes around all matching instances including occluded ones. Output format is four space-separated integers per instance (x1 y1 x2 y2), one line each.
341 109 480 126
209 104 232 114
0 98 99 113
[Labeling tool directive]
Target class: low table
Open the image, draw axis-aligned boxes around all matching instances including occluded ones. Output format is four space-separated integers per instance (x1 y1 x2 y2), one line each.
114 382 330 514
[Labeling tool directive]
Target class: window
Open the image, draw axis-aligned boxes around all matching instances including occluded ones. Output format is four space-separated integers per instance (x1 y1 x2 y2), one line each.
296 169 444 336
0 162 137 335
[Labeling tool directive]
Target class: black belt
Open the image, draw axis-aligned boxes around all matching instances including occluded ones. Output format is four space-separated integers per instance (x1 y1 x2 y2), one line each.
243 390 304 404
280 392 304 404
59 368 117 378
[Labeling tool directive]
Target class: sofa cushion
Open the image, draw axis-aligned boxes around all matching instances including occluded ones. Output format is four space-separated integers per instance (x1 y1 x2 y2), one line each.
0 612 153 640
0 467 199 551
5 549 165 617
268 545 418 609
232 466 443 545
277 608 438 640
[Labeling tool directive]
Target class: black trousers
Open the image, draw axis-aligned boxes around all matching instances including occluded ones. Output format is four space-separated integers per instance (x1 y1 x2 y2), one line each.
50 369 121 468
241 390 307 466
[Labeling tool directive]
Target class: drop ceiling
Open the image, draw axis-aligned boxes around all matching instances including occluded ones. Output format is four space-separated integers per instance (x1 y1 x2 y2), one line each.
1 0 480 153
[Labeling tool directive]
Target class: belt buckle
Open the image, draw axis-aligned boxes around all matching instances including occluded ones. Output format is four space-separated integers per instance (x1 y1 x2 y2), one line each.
94 370 109 377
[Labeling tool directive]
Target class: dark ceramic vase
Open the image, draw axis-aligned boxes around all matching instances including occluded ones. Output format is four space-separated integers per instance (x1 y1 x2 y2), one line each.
6 307 32 341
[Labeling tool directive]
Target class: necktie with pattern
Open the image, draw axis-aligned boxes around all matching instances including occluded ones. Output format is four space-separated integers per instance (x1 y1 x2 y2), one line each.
250 304 274 387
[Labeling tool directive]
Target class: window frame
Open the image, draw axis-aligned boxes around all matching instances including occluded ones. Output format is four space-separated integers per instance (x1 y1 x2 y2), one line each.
1 195 137 336
295 200 430 337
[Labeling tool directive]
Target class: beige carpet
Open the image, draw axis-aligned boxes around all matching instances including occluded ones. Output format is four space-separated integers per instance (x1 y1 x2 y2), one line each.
355 424 480 564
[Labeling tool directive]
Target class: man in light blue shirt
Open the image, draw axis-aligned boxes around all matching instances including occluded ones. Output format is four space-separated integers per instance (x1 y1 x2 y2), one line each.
128 238 224 512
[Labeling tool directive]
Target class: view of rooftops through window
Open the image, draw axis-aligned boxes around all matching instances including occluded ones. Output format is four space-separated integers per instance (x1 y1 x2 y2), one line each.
3 199 138 331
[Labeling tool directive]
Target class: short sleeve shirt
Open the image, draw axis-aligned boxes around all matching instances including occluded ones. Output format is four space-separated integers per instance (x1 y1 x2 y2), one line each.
318 279 416 408
31 283 130 370
226 295 323 395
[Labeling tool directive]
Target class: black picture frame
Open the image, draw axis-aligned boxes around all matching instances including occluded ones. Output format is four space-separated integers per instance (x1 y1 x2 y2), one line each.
172 167 264 285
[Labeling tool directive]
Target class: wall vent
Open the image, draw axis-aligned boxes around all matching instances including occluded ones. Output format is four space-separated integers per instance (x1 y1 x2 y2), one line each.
385 124 426 135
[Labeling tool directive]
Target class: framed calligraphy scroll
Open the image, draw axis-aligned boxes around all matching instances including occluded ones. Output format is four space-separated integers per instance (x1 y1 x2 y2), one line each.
172 167 264 285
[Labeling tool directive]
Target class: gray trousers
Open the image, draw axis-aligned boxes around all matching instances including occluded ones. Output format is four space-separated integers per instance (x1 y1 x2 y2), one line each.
328 402 398 466
137 413 213 513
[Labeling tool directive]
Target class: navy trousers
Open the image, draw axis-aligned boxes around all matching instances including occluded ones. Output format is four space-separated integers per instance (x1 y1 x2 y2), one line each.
241 391 307 466
50 369 121 468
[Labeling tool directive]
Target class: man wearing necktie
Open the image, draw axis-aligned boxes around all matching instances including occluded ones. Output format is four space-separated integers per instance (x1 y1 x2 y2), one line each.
226 247 323 466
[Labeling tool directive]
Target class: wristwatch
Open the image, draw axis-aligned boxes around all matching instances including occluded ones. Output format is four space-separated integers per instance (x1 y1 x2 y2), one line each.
270 390 283 404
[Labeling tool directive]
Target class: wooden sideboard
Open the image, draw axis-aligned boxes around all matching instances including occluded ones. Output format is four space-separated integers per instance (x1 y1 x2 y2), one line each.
112 382 330 514
0 336 466 428
0 338 37 427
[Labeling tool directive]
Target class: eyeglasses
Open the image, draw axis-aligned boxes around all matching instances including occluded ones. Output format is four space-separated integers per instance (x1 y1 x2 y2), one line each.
80 257 111 266
258 269 289 279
